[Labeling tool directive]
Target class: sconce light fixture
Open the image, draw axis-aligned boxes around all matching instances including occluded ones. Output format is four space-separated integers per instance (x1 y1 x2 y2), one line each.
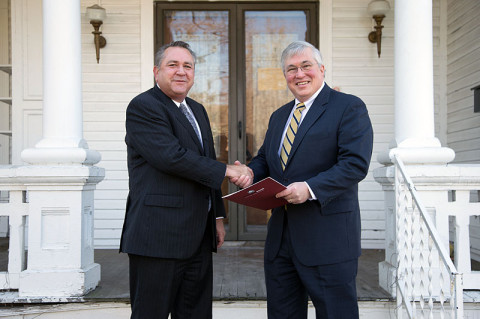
86 4 107 63
367 0 390 58
472 84 480 113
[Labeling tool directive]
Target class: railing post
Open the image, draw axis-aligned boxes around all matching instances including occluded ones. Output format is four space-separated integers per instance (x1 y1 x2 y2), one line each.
7 191 27 285
453 190 472 277
17 166 104 298
454 273 464 318
0 189 28 289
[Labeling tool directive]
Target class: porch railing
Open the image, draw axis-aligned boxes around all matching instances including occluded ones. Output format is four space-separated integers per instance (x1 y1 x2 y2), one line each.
0 170 28 290
394 155 464 318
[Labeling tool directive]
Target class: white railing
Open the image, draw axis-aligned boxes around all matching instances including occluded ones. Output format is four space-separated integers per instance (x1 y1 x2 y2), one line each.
394 155 464 319
0 182 29 290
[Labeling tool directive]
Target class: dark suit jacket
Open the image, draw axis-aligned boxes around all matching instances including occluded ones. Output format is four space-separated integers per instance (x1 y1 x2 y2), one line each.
120 85 226 259
249 84 373 266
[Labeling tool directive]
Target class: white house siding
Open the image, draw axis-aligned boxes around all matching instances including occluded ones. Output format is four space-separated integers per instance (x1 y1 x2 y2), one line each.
81 0 141 248
331 0 392 249
447 0 480 163
446 0 480 260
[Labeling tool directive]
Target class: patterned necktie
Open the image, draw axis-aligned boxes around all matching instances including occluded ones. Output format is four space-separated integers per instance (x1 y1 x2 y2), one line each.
280 102 306 170
179 103 203 147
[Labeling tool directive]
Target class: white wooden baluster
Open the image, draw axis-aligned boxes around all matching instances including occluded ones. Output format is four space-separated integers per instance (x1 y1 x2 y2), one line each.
396 164 405 319
403 187 411 316
426 225 433 319
410 203 418 317
404 176 414 317
418 209 426 318
438 246 445 319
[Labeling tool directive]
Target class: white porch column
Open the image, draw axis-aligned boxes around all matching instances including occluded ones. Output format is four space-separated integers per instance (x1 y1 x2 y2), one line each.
21 0 100 165
15 0 105 298
375 0 457 297
377 0 454 165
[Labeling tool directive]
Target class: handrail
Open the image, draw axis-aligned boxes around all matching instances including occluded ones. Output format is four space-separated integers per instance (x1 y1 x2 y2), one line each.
394 155 457 272
393 154 464 318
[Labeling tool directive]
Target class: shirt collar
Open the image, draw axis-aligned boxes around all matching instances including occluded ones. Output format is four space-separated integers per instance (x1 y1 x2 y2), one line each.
294 81 325 111
172 100 186 108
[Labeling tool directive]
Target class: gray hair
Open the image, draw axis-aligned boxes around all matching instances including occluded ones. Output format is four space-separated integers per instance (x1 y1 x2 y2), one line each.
280 41 323 73
155 41 197 67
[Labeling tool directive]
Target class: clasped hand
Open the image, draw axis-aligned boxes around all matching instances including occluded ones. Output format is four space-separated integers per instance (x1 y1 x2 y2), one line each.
226 160 253 189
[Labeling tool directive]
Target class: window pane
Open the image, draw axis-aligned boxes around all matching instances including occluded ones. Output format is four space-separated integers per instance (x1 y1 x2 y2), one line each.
244 11 308 230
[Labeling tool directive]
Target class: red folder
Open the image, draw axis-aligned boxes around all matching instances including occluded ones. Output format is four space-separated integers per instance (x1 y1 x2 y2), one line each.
223 177 288 210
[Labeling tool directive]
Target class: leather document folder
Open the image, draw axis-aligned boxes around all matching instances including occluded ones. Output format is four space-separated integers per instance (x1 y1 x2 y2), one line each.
223 177 288 210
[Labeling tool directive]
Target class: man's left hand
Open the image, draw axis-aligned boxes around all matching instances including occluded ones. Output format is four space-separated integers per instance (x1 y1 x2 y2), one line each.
275 182 311 205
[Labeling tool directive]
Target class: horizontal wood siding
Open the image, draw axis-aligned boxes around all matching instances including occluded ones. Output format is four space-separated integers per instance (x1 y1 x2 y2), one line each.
81 0 141 248
447 0 480 164
332 0 391 249
447 0 480 261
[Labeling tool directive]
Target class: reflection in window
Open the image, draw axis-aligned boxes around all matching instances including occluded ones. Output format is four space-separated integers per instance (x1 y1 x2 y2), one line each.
164 11 229 160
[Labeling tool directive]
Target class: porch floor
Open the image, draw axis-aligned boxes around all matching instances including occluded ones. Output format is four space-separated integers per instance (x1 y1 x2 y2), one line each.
85 242 392 302
2 240 478 304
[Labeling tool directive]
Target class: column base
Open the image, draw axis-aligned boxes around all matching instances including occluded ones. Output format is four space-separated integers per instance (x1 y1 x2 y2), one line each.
19 263 101 297
21 147 101 166
377 146 455 165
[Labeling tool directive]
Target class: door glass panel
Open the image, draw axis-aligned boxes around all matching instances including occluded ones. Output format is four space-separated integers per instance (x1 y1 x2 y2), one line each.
244 11 308 233
163 11 232 228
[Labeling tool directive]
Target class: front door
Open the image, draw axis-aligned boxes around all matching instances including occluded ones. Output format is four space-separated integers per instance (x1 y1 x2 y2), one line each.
155 2 317 240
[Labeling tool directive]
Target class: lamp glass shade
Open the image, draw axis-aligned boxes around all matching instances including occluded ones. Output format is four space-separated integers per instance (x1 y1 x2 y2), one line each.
86 4 106 22
367 0 390 16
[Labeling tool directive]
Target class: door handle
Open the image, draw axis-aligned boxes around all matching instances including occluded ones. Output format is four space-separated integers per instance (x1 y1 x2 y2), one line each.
238 121 242 139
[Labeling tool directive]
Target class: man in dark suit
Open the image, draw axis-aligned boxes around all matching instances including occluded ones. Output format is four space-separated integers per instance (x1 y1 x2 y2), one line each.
248 41 374 318
120 41 252 319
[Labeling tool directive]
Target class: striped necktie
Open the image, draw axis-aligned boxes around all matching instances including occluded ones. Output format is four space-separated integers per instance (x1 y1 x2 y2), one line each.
179 103 203 148
280 102 306 170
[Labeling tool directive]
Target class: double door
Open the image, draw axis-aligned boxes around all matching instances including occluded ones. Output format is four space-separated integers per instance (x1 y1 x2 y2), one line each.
155 2 317 240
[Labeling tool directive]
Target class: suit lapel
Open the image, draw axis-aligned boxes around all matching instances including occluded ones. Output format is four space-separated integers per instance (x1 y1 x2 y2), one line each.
284 84 331 171
153 86 205 153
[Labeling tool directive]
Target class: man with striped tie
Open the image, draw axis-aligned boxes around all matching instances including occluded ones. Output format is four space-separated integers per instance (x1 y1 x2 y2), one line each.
248 41 374 318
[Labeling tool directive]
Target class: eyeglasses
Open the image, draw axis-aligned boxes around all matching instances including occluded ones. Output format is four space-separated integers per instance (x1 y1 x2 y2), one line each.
285 63 315 76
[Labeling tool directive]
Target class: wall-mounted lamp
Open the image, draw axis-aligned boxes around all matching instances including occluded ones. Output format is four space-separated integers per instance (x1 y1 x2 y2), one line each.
86 4 107 63
472 84 480 113
367 0 390 58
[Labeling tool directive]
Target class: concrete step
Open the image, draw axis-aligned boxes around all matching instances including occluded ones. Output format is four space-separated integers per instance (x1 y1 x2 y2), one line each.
1 300 480 318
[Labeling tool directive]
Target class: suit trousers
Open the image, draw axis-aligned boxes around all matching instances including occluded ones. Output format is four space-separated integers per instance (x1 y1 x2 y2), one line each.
265 215 359 319
128 230 213 319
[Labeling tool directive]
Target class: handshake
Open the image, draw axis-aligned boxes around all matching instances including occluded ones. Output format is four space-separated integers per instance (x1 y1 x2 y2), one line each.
225 161 254 189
